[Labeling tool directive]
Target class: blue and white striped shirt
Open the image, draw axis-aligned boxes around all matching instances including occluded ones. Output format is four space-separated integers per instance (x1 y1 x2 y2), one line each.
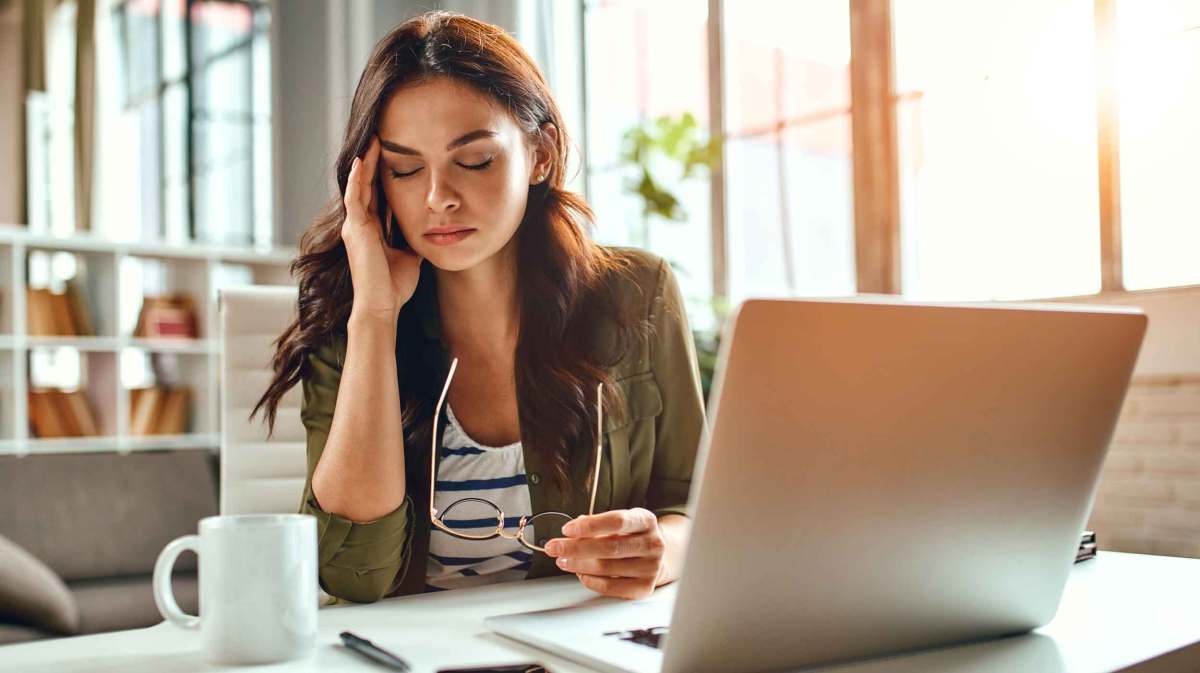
425 404 534 592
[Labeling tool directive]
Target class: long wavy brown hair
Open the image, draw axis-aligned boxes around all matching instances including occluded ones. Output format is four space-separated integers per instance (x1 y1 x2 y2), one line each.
252 11 640 494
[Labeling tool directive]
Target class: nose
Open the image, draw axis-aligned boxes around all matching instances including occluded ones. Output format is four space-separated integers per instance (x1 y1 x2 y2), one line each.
424 170 461 213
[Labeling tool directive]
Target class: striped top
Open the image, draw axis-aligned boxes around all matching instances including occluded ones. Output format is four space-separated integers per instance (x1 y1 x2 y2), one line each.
424 404 534 592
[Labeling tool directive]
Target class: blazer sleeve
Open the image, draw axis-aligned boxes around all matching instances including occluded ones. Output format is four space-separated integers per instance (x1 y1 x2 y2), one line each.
298 337 414 603
646 259 707 519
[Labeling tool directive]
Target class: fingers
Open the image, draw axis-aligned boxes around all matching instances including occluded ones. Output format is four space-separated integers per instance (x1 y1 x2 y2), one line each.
555 555 659 579
363 135 381 213
563 508 656 538
576 574 655 600
544 530 665 560
344 158 363 217
343 136 381 220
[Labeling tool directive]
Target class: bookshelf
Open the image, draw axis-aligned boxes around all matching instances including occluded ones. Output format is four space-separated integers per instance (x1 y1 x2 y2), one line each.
0 224 296 456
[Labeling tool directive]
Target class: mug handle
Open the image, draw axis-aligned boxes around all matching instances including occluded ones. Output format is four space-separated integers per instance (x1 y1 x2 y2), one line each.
153 534 201 630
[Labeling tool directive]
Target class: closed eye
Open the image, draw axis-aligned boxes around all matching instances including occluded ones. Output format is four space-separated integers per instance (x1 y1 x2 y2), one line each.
461 157 494 170
389 158 493 180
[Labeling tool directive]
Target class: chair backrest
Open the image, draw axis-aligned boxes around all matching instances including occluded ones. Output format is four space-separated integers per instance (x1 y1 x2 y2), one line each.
218 286 306 515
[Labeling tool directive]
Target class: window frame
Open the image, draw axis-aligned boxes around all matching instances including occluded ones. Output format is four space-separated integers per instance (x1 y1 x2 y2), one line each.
112 0 270 245
580 0 1194 311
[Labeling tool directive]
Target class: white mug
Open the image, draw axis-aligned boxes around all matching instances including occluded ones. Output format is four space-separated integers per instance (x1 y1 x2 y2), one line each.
153 513 319 665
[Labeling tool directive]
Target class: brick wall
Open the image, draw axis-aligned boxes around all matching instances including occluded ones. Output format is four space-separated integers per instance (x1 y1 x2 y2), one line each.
1089 375 1200 558
1050 285 1200 559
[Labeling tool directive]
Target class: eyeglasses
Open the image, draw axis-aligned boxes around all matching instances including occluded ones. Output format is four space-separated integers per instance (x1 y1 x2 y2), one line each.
429 357 604 553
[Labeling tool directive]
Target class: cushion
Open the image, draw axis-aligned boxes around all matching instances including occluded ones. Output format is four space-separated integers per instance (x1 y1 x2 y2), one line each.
0 534 79 635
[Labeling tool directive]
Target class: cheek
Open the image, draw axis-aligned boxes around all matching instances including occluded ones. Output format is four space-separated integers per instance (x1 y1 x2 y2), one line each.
491 178 531 225
486 160 535 223
379 180 420 232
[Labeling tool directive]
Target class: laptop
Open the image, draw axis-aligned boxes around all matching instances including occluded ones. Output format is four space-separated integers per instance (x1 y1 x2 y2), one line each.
487 298 1147 673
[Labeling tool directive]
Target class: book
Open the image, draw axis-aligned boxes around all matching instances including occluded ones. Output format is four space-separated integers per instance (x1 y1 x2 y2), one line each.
154 388 191 435
63 280 94 336
130 387 166 436
26 289 58 336
50 391 81 436
135 295 198 339
28 391 55 438
143 306 196 338
29 390 71 438
28 390 100 438
62 391 99 436
25 287 93 337
48 293 77 335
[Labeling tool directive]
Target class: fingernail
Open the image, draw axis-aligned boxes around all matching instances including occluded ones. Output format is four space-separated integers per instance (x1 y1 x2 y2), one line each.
562 522 577 535
545 541 561 555
556 557 569 568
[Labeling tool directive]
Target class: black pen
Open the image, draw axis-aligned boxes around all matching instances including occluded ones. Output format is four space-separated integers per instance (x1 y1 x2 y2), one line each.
339 631 412 671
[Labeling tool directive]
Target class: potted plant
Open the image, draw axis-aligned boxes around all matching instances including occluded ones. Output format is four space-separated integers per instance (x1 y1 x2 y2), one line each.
618 112 725 402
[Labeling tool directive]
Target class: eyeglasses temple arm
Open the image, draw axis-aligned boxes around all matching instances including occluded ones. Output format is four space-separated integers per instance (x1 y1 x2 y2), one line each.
588 382 603 516
430 357 459 517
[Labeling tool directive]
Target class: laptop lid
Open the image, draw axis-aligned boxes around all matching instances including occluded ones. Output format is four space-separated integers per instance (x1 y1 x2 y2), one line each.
660 298 1146 673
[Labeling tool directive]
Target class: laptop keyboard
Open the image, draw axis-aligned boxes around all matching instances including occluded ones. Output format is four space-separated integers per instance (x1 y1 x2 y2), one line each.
603 626 669 649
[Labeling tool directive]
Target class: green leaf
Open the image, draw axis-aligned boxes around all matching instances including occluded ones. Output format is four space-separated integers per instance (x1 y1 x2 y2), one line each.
617 112 721 223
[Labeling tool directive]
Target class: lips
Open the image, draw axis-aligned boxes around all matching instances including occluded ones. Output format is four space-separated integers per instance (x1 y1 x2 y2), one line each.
424 225 474 235
423 227 477 246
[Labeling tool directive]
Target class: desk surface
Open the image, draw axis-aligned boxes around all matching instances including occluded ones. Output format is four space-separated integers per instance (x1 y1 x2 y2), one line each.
2 552 1199 673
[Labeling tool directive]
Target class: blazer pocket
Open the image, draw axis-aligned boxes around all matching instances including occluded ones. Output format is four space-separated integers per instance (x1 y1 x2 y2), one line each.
604 373 664 509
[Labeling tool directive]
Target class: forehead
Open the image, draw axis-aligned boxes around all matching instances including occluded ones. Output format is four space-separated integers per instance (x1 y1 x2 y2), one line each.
376 76 521 147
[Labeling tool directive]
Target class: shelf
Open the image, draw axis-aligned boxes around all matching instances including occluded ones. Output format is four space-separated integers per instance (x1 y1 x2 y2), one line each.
0 223 294 456
11 336 218 354
122 433 221 451
0 224 297 264
125 338 217 354
26 336 121 351
0 433 219 455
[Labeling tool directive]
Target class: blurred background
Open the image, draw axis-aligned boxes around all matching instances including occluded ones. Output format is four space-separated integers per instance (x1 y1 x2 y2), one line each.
0 0 1197 642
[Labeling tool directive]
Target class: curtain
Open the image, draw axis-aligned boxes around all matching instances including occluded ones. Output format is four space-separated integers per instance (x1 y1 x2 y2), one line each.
21 0 95 231
21 0 50 226
22 0 48 92
73 0 94 231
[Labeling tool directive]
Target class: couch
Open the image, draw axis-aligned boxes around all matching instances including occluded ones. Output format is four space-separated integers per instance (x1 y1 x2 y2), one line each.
0 450 217 644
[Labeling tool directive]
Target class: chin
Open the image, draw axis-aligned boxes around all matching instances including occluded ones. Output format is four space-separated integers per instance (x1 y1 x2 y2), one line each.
415 242 489 272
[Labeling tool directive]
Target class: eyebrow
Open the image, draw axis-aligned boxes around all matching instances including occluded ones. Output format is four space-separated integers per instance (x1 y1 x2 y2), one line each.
379 129 498 156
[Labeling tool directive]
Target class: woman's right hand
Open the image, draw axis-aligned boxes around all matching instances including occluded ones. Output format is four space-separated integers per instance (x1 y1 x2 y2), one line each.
341 135 423 322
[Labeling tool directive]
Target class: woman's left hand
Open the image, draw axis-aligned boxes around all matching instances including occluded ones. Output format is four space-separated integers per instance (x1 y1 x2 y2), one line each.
543 508 667 600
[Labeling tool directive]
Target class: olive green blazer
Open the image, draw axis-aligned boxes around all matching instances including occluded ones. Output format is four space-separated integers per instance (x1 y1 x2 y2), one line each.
297 247 706 603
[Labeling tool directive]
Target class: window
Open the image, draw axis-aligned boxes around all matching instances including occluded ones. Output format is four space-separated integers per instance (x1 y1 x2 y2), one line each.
582 0 714 327
108 0 271 246
722 0 855 303
25 2 80 236
577 0 1197 313
893 0 1102 300
1116 0 1200 290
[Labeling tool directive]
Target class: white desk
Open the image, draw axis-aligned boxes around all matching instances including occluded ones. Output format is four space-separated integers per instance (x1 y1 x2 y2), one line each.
2 552 1198 673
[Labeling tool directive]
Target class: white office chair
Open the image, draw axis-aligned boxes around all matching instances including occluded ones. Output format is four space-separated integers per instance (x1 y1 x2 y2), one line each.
217 286 307 515
219 286 361 606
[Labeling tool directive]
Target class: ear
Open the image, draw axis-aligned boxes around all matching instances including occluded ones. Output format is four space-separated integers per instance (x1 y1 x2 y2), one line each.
530 123 559 185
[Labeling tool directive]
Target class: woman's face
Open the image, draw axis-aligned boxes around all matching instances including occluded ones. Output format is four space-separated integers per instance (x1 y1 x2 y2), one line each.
374 76 549 272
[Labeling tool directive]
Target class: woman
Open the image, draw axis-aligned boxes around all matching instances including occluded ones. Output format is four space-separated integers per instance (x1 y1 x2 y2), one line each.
254 11 705 604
